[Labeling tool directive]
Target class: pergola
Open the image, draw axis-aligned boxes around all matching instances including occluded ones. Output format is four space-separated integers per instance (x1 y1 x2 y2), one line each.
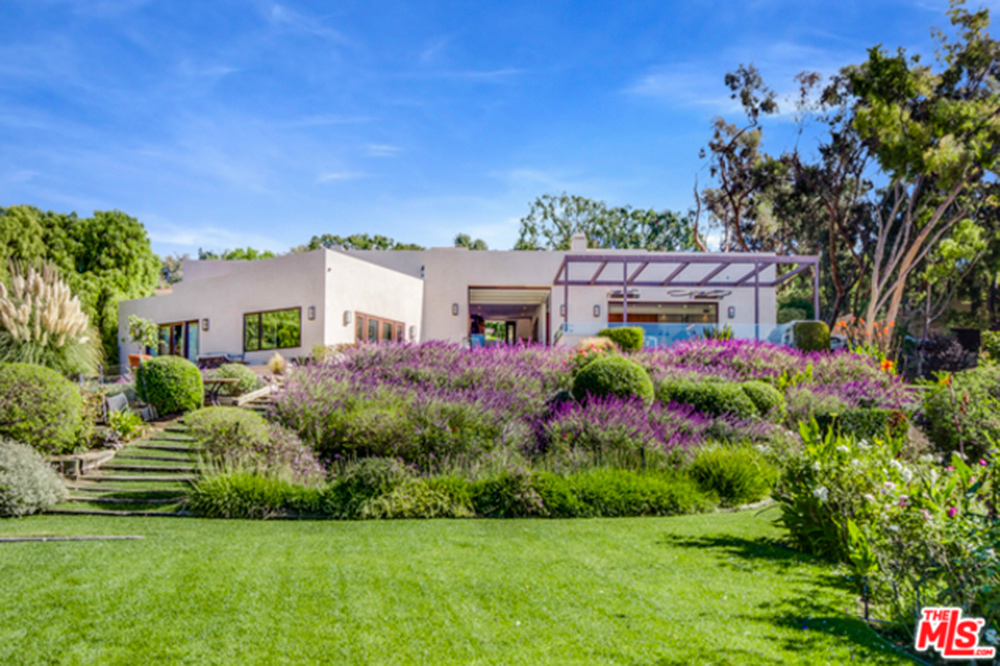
552 253 820 328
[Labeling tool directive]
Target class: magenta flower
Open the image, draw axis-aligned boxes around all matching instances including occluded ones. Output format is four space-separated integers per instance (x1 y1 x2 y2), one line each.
948 506 958 518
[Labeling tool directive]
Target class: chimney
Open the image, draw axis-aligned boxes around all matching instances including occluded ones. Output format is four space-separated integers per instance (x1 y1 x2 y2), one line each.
570 232 588 251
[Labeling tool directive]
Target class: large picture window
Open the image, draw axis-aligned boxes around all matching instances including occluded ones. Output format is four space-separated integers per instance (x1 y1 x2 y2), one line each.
244 308 301 351
608 302 717 324
354 312 405 343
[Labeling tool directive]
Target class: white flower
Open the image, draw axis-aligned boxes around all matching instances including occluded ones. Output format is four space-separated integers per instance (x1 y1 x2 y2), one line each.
836 445 850 454
857 440 871 450
890 460 903 471
887 524 900 533
813 486 829 502
899 467 913 483
863 493 876 502
754 444 771 454
812 462 822 472
851 459 863 468
919 454 936 464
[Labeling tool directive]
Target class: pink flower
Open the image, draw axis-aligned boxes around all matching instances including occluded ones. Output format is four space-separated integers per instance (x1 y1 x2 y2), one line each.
883 481 896 490
898 495 909 508
980 459 989 466
948 506 958 518
947 465 955 472
920 509 931 521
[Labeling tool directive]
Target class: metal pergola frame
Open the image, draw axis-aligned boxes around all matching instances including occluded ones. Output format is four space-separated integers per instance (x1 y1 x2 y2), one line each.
552 253 820 328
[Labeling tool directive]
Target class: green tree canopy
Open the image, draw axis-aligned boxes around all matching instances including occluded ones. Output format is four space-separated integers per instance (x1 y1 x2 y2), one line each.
198 247 277 261
299 234 424 251
515 193 695 251
454 233 488 250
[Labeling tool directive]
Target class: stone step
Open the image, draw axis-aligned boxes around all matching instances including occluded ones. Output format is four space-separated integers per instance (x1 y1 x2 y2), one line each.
164 426 190 433
45 508 190 517
68 496 179 505
86 474 198 483
115 454 198 464
67 485 189 495
101 464 197 473
134 443 201 453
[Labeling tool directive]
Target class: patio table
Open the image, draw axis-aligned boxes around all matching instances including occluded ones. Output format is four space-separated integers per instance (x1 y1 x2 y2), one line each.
203 378 240 406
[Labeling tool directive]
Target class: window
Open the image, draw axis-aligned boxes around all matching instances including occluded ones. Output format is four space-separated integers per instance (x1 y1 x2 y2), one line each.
355 312 405 343
608 302 717 324
155 320 199 362
244 308 301 352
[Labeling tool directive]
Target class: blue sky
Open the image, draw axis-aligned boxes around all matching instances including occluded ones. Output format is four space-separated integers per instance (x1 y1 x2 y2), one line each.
0 0 991 257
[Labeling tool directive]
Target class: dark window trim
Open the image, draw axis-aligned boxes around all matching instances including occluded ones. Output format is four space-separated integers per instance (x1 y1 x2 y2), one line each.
243 307 302 352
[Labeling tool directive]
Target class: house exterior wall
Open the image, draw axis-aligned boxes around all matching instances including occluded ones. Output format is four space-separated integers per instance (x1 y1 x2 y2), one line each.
323 250 424 345
119 251 329 366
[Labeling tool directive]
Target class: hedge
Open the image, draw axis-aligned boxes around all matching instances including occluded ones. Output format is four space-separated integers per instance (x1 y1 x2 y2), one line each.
793 321 830 352
814 409 909 443
655 380 759 420
571 355 654 405
136 356 204 415
0 363 88 455
597 327 645 352
740 381 786 422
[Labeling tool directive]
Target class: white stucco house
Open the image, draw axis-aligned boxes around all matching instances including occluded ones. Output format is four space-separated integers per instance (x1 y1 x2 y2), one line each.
118 234 819 367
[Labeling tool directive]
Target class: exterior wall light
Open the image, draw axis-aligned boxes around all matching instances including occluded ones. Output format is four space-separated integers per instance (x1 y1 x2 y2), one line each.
409 325 416 340
343 310 352 326
559 304 566 317
728 306 736 319
202 319 209 332
308 306 316 321
593 305 601 318
451 303 459 316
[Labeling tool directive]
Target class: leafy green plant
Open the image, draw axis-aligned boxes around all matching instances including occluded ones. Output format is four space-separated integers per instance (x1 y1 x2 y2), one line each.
324 457 415 519
135 355 204 414
923 365 1000 461
360 479 474 519
792 321 830 352
739 381 786 422
813 409 908 444
470 469 549 518
0 262 102 375
189 468 322 519
597 326 644 352
185 407 271 461
688 444 777 507
0 363 89 455
0 439 68 516
565 468 712 517
655 380 758 419
571 355 654 404
126 314 158 349
213 363 261 396
107 408 145 441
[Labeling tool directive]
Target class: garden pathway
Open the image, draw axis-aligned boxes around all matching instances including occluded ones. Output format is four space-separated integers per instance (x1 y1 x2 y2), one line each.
48 421 200 517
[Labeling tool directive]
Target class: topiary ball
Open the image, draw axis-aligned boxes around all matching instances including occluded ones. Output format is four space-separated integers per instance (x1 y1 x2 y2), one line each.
740 381 787 422
571 355 654 405
0 363 88 455
793 321 830 352
597 327 645 352
136 356 204 415
655 381 759 420
214 363 259 396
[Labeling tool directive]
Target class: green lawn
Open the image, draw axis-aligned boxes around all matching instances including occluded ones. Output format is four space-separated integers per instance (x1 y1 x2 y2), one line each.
0 510 917 665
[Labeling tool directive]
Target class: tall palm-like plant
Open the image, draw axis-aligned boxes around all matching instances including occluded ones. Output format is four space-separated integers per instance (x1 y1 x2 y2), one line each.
0 262 102 376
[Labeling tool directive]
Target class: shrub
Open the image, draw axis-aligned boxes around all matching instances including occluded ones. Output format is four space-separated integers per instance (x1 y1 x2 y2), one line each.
688 445 777 507
188 469 322 519
136 356 204 415
814 409 909 444
0 262 102 376
982 330 1000 362
776 307 807 324
214 363 260 396
0 439 68 516
655 380 758 420
470 469 548 518
792 321 830 352
566 468 712 517
597 326 644 352
324 457 415 519
739 381 786 422
571 355 654 405
923 365 1000 461
0 363 88 455
917 335 976 377
361 479 474 519
107 409 145 442
185 407 271 461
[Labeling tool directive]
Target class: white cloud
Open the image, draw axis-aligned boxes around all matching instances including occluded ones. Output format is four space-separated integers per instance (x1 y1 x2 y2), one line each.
317 171 367 182
265 3 349 44
148 221 285 254
366 144 402 157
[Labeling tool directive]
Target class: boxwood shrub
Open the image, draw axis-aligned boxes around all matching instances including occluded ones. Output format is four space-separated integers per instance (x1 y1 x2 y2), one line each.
688 445 777 507
186 407 271 460
0 363 88 455
571 355 654 405
597 326 645 352
792 321 830 352
740 381 786 422
136 356 204 415
0 439 68 516
814 409 909 443
655 380 758 420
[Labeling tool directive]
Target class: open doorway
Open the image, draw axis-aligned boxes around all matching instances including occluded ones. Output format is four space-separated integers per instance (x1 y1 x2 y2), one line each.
468 287 551 346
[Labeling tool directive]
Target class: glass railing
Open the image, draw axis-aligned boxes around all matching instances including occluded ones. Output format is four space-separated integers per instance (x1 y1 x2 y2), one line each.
560 322 794 348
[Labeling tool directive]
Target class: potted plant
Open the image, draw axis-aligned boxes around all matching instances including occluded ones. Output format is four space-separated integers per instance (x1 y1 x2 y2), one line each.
124 315 158 370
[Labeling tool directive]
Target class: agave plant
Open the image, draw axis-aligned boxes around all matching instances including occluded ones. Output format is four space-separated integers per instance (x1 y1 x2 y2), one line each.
0 261 101 376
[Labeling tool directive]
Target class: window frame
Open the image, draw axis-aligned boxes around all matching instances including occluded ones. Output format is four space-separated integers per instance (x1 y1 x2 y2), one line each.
354 311 405 343
243 307 302 352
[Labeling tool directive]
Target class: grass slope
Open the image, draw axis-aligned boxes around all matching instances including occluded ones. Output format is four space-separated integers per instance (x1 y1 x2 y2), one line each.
0 510 916 665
